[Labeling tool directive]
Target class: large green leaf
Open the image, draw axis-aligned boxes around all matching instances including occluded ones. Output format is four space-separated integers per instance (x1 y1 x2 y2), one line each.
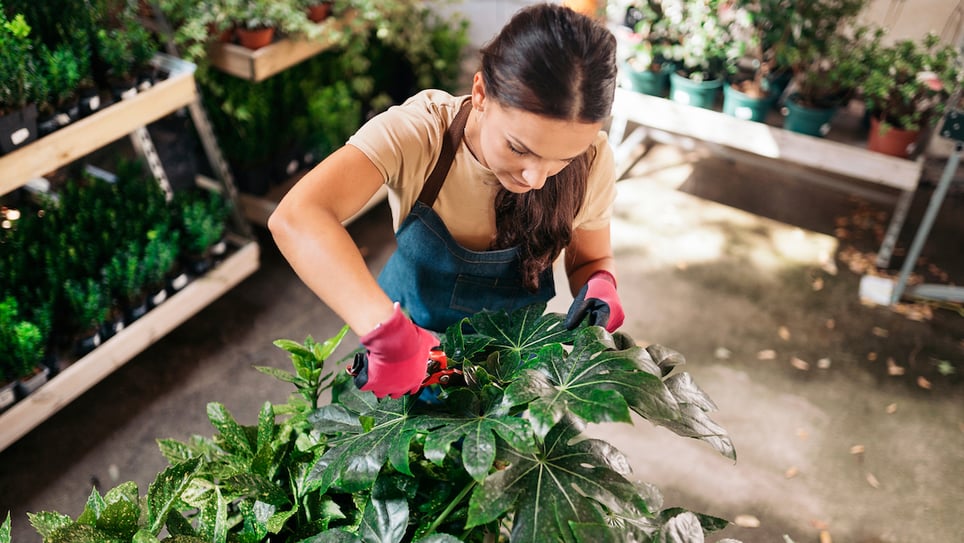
306 390 441 493
207 402 254 458
466 420 650 543
423 387 536 481
466 305 576 365
635 372 736 462
147 457 201 534
358 495 408 543
502 329 677 439
26 511 72 540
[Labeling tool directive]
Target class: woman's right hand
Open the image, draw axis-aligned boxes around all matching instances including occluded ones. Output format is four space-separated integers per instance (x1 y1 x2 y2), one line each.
354 302 439 398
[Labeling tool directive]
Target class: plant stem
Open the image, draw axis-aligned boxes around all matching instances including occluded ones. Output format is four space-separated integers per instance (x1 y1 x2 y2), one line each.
424 480 476 536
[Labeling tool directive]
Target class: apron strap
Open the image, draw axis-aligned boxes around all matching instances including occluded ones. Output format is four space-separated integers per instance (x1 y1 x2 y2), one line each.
417 100 472 206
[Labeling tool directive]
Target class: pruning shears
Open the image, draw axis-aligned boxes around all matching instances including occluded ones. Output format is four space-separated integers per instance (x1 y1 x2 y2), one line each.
347 346 464 393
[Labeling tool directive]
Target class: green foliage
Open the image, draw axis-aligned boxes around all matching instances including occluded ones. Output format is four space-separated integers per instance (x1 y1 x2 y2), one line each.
659 0 735 82
63 277 108 334
1 513 9 543
0 296 47 381
20 304 737 543
174 189 230 256
25 458 201 542
95 27 137 82
37 42 83 111
778 0 870 107
860 30 962 131
143 226 182 290
0 5 44 111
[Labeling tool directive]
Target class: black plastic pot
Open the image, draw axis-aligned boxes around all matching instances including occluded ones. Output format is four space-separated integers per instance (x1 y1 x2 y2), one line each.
0 103 39 155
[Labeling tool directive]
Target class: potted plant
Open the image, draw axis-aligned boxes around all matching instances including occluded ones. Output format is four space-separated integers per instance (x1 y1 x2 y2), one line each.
664 0 735 109
859 30 961 158
619 0 678 97
141 225 182 308
777 0 869 137
175 189 231 276
0 7 43 155
16 304 739 542
721 0 794 121
297 0 335 23
103 241 150 324
233 0 290 50
35 43 83 136
63 277 108 355
0 296 50 403
95 27 139 100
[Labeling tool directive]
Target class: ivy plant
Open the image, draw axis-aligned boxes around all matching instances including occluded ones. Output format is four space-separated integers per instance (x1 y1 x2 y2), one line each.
12 304 738 543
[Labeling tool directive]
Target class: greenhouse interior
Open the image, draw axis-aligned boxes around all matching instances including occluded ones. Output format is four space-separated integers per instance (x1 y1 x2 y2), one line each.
1 1 962 542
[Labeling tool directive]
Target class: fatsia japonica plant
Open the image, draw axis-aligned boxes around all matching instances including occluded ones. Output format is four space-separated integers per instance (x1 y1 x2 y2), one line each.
8 304 739 543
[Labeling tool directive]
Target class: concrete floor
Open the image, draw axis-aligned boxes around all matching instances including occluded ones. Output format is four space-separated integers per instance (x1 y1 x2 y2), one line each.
1 143 962 543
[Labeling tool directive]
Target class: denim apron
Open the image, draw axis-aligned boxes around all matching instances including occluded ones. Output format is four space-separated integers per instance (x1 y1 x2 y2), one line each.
377 101 555 332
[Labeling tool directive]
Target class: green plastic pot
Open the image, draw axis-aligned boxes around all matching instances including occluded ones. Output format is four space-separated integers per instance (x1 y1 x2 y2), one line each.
782 95 836 137
669 72 723 109
722 84 771 122
622 62 672 97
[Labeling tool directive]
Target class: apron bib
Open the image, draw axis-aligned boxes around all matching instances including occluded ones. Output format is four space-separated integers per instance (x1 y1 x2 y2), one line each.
377 101 554 331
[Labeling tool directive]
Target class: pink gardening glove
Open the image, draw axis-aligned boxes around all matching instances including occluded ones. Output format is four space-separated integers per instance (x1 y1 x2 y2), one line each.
354 303 439 399
564 270 625 333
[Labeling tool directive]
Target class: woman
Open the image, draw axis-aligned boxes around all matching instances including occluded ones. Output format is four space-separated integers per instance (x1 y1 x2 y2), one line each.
269 3 624 399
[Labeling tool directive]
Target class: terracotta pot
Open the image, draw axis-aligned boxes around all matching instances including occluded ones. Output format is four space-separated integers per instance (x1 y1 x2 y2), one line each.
306 3 332 23
561 0 605 18
867 116 920 159
236 26 275 50
207 22 235 43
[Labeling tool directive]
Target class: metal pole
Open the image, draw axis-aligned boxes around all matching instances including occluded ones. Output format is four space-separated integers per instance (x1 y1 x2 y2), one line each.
889 141 962 304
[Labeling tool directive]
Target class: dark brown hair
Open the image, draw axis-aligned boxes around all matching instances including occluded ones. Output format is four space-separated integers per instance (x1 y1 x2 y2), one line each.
481 3 617 290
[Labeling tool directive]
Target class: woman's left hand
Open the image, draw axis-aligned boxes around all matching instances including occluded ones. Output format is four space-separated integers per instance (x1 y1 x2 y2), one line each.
564 270 624 332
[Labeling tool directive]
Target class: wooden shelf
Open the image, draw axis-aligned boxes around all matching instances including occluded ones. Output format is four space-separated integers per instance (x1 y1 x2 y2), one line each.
0 54 197 195
208 12 358 82
0 240 260 452
611 87 924 192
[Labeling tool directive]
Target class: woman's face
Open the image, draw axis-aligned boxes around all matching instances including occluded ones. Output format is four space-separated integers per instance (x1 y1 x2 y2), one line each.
470 76 603 194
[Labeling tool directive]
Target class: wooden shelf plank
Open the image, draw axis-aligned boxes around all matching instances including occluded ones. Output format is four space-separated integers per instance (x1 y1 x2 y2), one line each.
208 12 358 82
612 88 924 192
0 241 260 452
0 54 198 195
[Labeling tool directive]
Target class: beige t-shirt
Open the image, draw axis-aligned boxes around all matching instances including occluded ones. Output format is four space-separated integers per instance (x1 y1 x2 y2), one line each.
347 89 616 251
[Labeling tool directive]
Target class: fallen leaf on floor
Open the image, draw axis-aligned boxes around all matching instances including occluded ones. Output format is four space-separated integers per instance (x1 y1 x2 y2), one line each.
797 428 809 440
817 357 832 369
886 403 898 414
734 515 761 528
757 349 777 360
812 276 824 291
714 347 732 360
850 444 865 455
825 318 836 329
866 472 881 488
918 376 932 389
887 358 906 376
872 326 889 337
784 466 799 479
791 357 810 371
867 352 878 361
935 359 956 376
820 530 833 543
778 326 791 341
